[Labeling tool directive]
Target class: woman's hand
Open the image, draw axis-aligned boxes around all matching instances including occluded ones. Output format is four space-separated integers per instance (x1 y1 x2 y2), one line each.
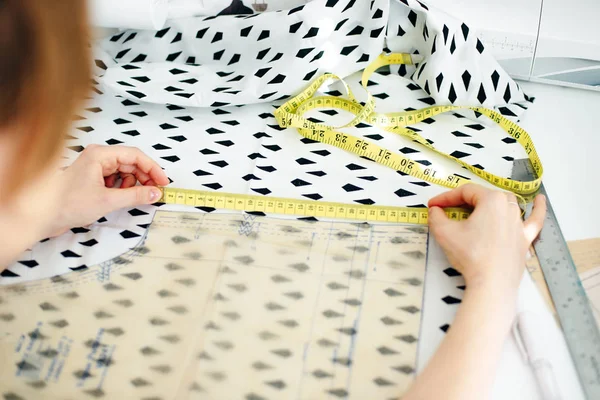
403 185 547 400
428 183 546 296
47 144 169 236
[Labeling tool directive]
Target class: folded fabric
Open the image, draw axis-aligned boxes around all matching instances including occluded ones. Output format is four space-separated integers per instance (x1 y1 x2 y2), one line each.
168 0 311 18
97 0 526 110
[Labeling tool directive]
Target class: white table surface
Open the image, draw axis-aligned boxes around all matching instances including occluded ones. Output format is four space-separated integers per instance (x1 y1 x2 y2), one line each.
518 81 600 241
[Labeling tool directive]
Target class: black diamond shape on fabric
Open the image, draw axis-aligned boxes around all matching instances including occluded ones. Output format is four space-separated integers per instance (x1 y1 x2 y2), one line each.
193 169 212 177
491 70 500 91
268 74 285 84
240 26 252 37
168 135 186 142
346 163 365 170
152 143 171 150
106 138 123 145
448 84 457 103
442 24 449 44
408 10 417 26
196 28 208 38
211 32 223 43
252 188 271 195
303 193 323 200
200 148 218 155
18 260 39 268
400 147 419 154
310 50 325 62
477 84 487 103
462 70 471 91
255 67 271 78
504 84 512 103
120 230 140 239
169 68 187 75
209 160 228 168
450 36 456 54
203 183 222 190
342 183 362 192
461 23 470 40
444 267 462 277
442 295 462 304
451 130 471 137
307 171 326 177
269 52 283 62
61 250 81 258
213 50 224 60
296 48 314 58
303 69 318 81
263 144 281 152
465 142 484 149
227 54 240 65
289 21 302 33
155 27 170 38
166 51 182 61
435 73 444 91
394 189 415 197
502 137 517 144
371 26 384 38
161 155 180 163
450 150 470 159
304 27 319 38
258 30 270 41
115 48 131 59
466 123 485 131
476 38 485 53
291 179 311 187
171 32 182 43
498 106 517 117
347 26 364 36
340 45 358 56
296 157 315 165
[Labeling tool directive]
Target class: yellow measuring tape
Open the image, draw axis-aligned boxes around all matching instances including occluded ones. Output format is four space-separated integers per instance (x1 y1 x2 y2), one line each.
159 187 469 225
160 52 542 224
274 52 543 196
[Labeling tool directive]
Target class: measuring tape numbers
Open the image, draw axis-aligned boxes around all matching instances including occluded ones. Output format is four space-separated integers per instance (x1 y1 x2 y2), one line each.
274 52 543 197
158 187 469 226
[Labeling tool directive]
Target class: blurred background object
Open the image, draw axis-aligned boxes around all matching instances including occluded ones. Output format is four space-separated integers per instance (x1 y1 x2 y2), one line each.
414 0 600 91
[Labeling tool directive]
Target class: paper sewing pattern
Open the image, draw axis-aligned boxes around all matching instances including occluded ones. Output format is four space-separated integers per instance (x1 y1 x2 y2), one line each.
0 212 427 399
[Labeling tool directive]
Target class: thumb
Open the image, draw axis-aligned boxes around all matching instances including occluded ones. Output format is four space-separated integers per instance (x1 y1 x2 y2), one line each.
428 206 454 239
106 186 162 210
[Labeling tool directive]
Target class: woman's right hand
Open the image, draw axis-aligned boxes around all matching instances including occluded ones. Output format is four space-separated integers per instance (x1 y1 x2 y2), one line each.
427 184 547 297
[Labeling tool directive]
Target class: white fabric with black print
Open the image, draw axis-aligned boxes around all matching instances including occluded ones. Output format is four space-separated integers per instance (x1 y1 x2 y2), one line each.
3 0 533 339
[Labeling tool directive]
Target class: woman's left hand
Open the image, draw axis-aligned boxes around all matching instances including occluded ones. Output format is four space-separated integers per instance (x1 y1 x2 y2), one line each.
47 144 169 236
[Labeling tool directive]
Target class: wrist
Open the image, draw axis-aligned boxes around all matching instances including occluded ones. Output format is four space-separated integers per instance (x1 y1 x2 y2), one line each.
464 281 519 320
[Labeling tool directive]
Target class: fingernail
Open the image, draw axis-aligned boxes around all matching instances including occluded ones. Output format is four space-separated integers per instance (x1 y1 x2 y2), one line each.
150 188 161 202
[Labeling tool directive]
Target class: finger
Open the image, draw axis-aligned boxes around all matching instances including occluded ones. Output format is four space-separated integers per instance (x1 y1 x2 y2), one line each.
95 146 169 186
428 183 490 208
428 206 456 240
105 185 163 210
523 194 547 243
104 173 118 188
120 173 137 189
112 165 153 186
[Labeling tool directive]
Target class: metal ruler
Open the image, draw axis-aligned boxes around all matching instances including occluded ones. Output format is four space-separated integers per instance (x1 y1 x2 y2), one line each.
512 159 600 399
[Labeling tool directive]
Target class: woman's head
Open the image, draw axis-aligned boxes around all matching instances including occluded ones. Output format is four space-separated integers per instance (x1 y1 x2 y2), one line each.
0 0 90 199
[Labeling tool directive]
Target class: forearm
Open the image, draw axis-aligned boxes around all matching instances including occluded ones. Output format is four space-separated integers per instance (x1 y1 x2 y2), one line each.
403 282 518 400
